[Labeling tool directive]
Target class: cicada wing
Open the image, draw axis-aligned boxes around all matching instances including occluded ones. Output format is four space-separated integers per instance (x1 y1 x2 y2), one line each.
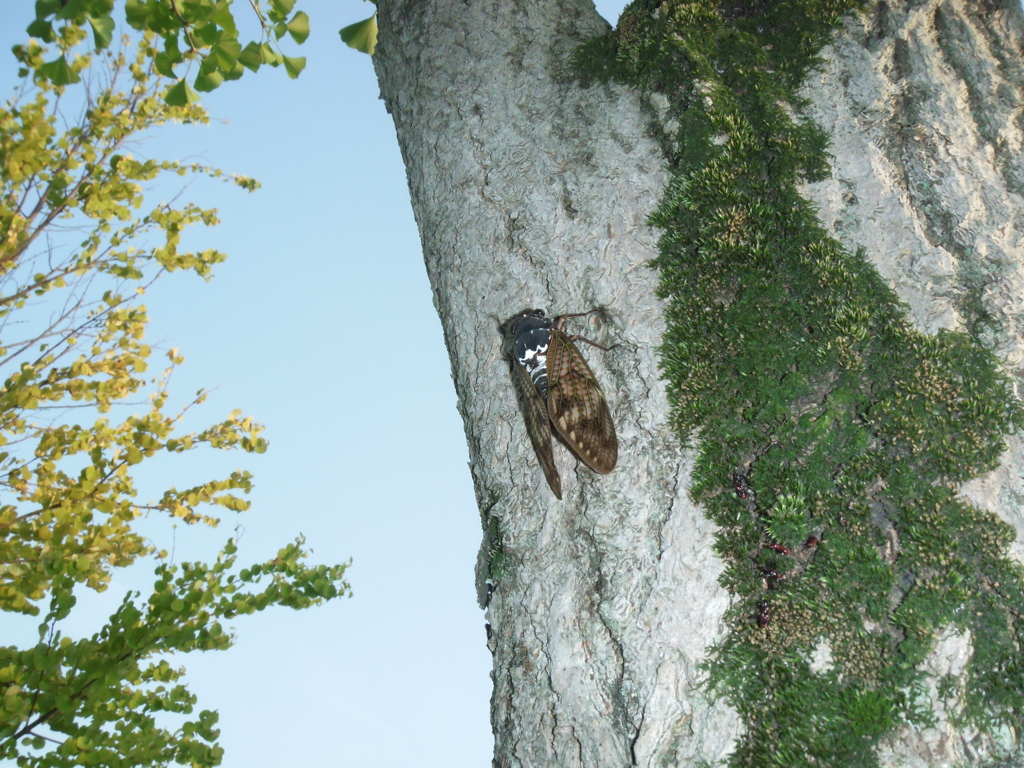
510 356 562 499
546 330 618 474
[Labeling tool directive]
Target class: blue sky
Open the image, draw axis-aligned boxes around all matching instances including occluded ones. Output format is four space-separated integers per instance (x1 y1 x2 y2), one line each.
0 2 626 766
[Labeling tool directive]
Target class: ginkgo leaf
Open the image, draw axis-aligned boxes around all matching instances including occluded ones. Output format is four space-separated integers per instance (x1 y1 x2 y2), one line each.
26 18 55 41
87 14 115 49
238 41 262 72
340 14 377 56
271 0 297 17
194 68 225 92
39 56 81 85
165 79 200 106
283 55 306 79
287 11 310 44
260 42 282 66
212 39 242 70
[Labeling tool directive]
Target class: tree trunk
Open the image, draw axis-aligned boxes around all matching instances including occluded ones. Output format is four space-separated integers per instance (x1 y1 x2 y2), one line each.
372 0 1024 765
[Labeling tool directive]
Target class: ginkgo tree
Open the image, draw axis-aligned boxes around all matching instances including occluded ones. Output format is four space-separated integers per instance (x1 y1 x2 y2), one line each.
0 15 348 768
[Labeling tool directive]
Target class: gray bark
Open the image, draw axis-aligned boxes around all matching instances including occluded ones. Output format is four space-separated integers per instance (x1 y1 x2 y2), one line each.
373 0 1024 765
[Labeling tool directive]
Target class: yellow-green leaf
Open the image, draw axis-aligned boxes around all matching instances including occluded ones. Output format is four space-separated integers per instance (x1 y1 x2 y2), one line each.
339 14 377 56
283 55 306 79
287 11 310 44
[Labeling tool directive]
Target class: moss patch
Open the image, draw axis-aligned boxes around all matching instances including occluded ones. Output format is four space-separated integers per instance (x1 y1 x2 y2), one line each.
576 1 1024 763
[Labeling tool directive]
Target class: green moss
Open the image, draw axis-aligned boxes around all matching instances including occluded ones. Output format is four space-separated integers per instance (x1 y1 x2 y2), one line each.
575 1 1024 763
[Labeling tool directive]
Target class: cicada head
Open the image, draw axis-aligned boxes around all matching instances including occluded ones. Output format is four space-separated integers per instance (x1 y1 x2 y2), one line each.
504 308 550 338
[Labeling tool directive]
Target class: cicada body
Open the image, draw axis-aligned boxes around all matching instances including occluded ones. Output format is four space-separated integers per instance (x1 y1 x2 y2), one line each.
504 309 618 499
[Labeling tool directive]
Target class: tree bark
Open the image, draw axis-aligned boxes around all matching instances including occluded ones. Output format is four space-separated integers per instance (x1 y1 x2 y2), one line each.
372 0 1024 765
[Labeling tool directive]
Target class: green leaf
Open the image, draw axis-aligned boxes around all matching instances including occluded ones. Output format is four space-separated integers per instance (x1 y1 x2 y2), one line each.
222 60 246 81
26 19 55 42
212 38 242 70
153 51 177 79
339 14 377 56
286 11 310 44
38 56 81 85
238 41 262 71
55 0 89 21
165 79 200 106
164 32 183 61
195 22 221 46
209 2 238 35
124 0 149 30
34 0 64 17
194 68 225 92
87 14 115 49
282 55 306 79
271 0 297 17
154 35 184 78
259 43 282 66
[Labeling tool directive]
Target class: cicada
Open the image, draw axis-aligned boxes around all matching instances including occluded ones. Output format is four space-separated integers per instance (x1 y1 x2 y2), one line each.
503 309 618 499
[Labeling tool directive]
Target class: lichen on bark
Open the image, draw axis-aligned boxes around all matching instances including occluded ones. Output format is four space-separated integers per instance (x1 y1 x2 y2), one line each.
576 0 1024 764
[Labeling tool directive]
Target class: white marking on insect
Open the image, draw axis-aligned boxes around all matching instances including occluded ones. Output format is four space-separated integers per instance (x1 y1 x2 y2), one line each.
520 343 548 365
